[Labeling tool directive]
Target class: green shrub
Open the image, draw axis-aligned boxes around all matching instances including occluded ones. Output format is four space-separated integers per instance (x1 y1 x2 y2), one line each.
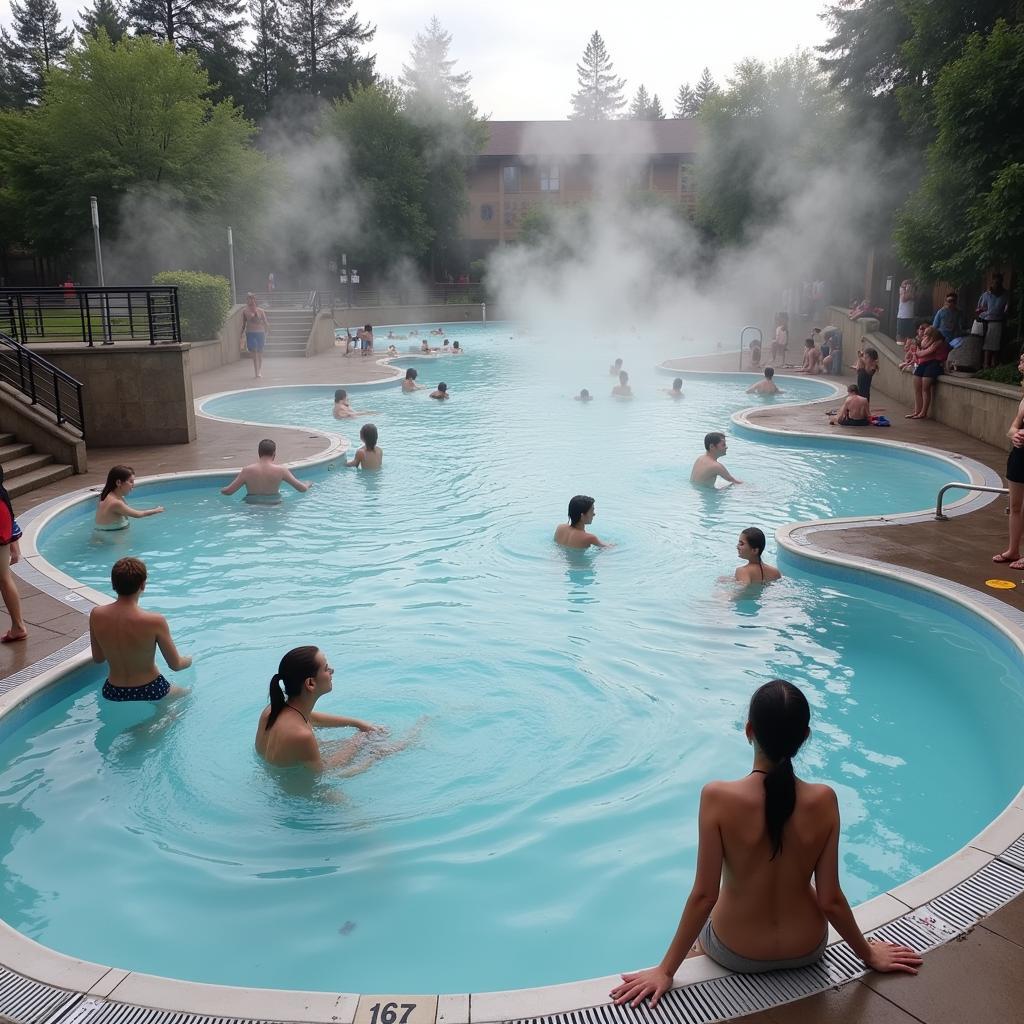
468 259 486 282
974 363 1023 386
153 271 231 342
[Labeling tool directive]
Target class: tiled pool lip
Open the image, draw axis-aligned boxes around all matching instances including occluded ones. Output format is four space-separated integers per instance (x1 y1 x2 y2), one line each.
0 373 1022 1024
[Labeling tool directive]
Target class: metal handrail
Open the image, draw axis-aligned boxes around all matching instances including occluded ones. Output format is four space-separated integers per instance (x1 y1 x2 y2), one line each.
739 326 763 370
934 482 1008 521
1 287 180 346
0 330 86 434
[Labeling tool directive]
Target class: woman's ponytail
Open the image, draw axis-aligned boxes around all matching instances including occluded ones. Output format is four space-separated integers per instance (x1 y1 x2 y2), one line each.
266 674 286 730
748 680 810 860
264 646 321 731
762 754 797 859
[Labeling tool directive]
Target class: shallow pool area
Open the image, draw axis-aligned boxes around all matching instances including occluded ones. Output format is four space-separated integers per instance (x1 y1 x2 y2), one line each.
1 326 1022 995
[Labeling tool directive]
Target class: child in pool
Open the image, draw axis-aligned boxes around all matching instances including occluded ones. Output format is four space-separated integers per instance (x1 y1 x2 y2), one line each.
345 423 382 469
734 527 782 584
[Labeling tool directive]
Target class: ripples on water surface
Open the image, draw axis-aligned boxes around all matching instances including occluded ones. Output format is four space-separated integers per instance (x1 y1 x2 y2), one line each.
2 325 1022 992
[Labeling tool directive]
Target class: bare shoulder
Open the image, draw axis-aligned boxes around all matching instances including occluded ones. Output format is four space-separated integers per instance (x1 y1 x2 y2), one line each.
800 781 838 812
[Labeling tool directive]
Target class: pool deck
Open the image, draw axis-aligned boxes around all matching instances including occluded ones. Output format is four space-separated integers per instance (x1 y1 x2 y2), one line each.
2 346 1023 1022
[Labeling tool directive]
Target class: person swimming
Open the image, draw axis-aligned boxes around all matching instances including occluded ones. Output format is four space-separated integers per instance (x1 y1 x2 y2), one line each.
734 527 782 584
609 358 624 376
402 367 422 392
220 439 312 504
430 382 450 400
689 433 743 488
746 367 781 395
254 645 388 774
95 465 164 530
663 378 684 399
332 389 378 420
346 423 382 469
553 495 612 549
611 370 633 397
611 680 922 1007
575 388 593 402
452 341 463 354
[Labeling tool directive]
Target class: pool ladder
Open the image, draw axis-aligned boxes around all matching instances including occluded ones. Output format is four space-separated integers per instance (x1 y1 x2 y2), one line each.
739 326 762 370
934 482 1008 521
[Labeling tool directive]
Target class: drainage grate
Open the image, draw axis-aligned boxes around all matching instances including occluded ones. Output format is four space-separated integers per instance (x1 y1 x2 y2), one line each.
0 964 78 1024
997 833 1024 873
56 998 274 1024
926 858 1024 932
0 634 89 696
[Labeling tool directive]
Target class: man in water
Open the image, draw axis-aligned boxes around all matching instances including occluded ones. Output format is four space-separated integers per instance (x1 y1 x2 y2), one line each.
332 389 378 420
747 367 782 395
90 557 192 702
609 357 624 376
221 439 312 504
690 432 743 488
611 370 633 397
554 495 612 548
663 378 685 399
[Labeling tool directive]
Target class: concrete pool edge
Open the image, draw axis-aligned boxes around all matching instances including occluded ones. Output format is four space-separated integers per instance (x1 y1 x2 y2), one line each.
0 378 1022 1022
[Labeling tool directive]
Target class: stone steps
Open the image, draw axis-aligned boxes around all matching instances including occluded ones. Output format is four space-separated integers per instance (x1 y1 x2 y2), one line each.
0 431 75 499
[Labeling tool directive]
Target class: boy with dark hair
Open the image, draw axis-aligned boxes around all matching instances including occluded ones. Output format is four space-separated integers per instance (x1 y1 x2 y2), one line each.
690 433 743 488
90 557 192 702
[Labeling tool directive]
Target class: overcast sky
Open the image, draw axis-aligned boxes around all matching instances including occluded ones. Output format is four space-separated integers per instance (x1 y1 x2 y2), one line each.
39 1 831 119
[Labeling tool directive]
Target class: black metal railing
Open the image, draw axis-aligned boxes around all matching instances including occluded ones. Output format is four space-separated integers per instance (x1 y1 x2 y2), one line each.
0 287 181 346
0 331 86 434
332 283 487 308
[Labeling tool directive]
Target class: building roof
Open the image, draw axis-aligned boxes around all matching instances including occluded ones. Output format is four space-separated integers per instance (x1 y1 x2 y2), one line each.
481 119 700 158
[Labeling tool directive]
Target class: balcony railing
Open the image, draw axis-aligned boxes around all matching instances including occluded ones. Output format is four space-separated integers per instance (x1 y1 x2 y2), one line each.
0 287 181 346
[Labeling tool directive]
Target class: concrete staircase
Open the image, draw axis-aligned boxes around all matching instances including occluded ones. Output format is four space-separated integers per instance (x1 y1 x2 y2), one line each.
0 431 74 498
265 310 314 358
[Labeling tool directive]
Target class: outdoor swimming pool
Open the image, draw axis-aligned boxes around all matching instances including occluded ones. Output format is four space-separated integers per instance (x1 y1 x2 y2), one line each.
1 326 1022 995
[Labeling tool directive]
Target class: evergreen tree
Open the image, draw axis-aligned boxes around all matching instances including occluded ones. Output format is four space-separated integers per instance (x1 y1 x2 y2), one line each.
674 81 698 117
245 0 296 115
694 66 718 107
0 0 73 106
75 0 129 44
629 83 651 118
400 15 474 114
128 0 245 50
649 93 665 119
282 0 375 99
569 30 626 120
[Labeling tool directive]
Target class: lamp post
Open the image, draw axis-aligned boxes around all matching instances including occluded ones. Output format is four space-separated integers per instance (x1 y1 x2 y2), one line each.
227 227 238 305
89 196 112 343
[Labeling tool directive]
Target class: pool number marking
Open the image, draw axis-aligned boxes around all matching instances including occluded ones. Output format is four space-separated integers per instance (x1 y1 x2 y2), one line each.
355 996 437 1024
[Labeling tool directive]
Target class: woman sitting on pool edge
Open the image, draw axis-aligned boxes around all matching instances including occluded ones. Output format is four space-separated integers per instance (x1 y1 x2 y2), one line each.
255 646 387 774
735 527 782 584
611 680 922 1008
95 465 164 531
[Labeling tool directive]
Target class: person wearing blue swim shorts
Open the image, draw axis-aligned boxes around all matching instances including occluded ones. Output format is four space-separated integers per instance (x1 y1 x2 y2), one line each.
240 292 269 379
89 557 192 703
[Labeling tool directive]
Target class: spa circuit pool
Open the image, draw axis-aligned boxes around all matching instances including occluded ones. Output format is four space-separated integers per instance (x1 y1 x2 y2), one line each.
1 325 1022 994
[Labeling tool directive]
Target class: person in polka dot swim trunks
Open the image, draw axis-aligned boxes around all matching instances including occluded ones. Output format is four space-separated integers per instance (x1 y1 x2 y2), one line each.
89 557 192 702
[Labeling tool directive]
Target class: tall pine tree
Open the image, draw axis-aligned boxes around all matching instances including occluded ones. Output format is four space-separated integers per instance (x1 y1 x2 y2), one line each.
128 0 244 50
629 83 652 118
282 0 375 99
694 66 718 107
649 93 665 119
569 30 626 120
0 0 73 106
401 16 475 114
674 82 698 117
75 0 129 44
245 0 296 116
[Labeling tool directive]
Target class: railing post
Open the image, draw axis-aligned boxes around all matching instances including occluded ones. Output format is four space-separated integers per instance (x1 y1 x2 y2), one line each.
53 371 63 425
128 292 135 337
171 288 181 343
16 346 24 392
81 290 93 346
26 351 36 405
77 383 85 435
16 294 27 345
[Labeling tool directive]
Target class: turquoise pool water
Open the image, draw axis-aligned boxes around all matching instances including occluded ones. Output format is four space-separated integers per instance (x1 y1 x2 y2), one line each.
1 326 1022 994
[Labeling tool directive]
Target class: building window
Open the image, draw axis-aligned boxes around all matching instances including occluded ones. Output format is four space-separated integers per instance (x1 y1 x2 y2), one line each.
480 204 494 222
503 165 520 193
540 166 560 192
679 162 695 193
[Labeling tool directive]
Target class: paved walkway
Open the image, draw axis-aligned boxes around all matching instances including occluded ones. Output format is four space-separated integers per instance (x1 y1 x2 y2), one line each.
3 348 1024 1021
